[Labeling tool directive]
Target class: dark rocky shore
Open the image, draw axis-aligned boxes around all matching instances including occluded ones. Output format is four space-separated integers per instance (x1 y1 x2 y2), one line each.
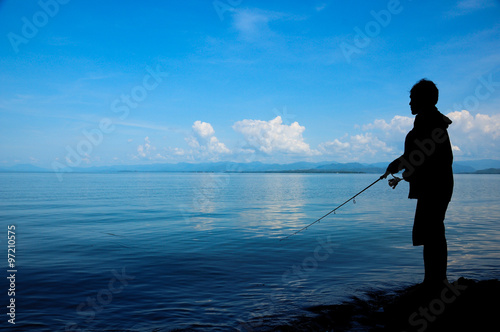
268 278 500 332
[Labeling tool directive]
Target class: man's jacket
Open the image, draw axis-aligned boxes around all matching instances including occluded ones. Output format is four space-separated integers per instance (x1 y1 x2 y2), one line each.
388 107 454 201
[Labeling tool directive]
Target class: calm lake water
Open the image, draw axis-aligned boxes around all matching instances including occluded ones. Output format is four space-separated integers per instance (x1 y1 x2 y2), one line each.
0 172 499 331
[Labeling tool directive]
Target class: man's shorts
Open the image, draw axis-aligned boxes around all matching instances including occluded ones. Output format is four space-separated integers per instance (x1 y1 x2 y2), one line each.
412 198 449 246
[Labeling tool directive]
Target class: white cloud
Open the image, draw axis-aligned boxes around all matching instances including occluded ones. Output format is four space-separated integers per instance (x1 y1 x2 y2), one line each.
192 120 215 138
447 110 500 139
233 9 268 33
133 110 500 164
135 136 167 161
137 136 153 158
358 110 500 160
448 0 497 16
357 115 414 159
232 8 276 41
173 147 185 156
233 116 318 156
362 115 414 134
319 133 393 162
458 0 496 9
187 121 230 160
230 8 304 41
315 3 328 12
447 110 500 157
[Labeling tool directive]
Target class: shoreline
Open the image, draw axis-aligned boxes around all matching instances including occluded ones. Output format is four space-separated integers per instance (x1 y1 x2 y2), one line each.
265 278 500 331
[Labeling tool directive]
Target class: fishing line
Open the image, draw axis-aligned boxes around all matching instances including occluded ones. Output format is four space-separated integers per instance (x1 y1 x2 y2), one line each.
280 174 401 241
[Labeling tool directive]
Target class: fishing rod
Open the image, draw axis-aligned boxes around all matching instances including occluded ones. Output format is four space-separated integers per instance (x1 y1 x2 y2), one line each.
280 173 402 241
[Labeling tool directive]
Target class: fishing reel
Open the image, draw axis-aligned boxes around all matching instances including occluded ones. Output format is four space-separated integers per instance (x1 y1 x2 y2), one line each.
388 174 403 189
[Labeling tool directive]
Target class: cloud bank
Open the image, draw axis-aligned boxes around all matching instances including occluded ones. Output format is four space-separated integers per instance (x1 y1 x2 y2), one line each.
233 116 318 156
359 110 500 160
135 110 499 163
186 121 230 160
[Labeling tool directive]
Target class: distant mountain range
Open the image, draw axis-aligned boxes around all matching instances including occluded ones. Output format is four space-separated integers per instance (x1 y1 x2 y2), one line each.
1 160 500 174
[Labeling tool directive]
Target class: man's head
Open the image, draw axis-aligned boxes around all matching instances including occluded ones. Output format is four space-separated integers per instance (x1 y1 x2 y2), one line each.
409 79 439 115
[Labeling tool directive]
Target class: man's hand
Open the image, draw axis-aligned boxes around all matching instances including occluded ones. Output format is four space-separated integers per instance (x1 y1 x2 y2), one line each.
380 170 391 179
388 176 402 189
381 157 404 180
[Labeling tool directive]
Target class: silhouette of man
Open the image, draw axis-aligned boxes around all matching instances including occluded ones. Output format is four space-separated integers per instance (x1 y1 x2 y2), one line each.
383 79 453 287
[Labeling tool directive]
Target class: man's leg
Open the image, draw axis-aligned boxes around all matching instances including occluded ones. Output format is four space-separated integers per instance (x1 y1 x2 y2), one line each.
414 199 449 285
423 234 447 284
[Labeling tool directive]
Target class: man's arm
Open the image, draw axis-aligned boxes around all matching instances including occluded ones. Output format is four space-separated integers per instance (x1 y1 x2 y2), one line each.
382 156 403 179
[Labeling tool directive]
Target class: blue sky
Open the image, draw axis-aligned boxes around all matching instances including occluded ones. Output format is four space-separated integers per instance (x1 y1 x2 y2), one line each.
0 0 499 169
